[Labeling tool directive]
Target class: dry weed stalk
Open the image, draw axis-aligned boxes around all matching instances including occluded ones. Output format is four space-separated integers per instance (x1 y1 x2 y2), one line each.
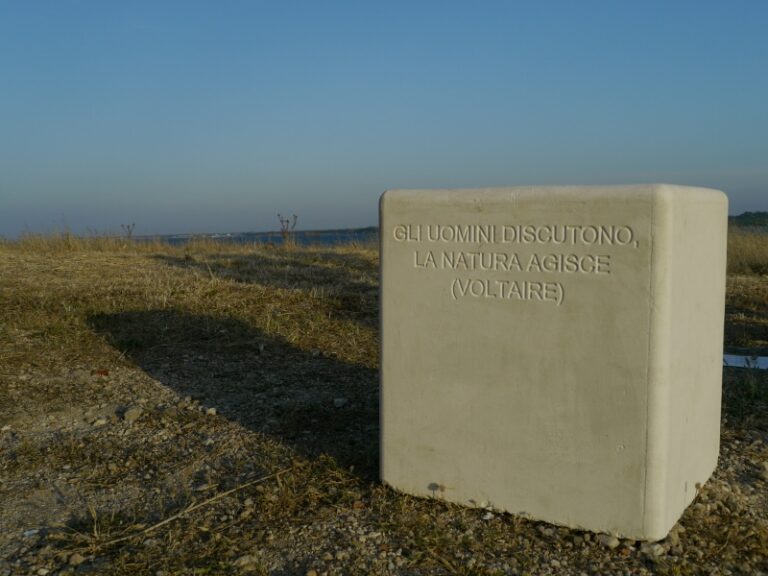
278 213 298 248
82 467 293 551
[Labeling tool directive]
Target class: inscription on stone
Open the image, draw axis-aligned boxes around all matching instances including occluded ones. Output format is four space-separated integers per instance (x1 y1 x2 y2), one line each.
391 223 640 305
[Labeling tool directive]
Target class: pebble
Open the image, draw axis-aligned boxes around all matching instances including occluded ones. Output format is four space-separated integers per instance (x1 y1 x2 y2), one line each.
641 542 666 557
232 554 257 568
333 398 348 408
68 553 86 566
206 407 217 416
123 406 143 423
666 526 683 547
306 570 318 576
597 534 620 549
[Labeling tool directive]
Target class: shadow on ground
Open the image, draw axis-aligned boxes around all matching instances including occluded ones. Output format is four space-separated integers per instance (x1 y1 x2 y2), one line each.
153 249 379 329
722 366 768 432
88 309 380 481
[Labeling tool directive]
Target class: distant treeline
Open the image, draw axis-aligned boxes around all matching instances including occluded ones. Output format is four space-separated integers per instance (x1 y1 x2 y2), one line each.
730 211 768 227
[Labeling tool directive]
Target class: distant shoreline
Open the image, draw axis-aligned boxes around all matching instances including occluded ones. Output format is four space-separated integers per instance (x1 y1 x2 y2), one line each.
134 226 380 246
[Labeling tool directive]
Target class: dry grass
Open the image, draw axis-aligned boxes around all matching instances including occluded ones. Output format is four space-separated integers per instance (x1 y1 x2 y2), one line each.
728 227 768 276
0 233 767 575
725 227 768 352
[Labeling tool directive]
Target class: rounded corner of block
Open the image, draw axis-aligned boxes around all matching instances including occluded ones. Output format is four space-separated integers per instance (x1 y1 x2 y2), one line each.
379 189 410 212
649 183 728 206
379 189 393 210
641 515 676 543
711 187 730 208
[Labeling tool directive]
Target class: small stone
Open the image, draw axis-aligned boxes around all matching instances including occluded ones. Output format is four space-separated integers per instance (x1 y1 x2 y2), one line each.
163 405 179 417
666 528 682 547
333 398 348 408
321 552 334 561
68 553 85 566
23 529 39 538
1 425 11 432
482 511 494 520
597 534 620 549
306 571 319 576
93 418 108 427
641 542 666 557
232 555 257 568
37 569 49 576
206 407 217 416
122 406 143 423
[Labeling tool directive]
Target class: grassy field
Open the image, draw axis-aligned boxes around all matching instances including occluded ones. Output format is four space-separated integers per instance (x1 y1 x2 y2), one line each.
0 230 766 575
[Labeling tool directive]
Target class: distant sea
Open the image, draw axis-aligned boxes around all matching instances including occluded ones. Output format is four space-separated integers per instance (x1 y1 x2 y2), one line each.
136 226 379 247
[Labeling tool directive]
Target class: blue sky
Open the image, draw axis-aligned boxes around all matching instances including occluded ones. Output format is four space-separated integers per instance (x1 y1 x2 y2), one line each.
1 1 767 237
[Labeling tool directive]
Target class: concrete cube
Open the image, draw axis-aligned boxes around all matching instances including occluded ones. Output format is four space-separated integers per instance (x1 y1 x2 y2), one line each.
380 185 727 540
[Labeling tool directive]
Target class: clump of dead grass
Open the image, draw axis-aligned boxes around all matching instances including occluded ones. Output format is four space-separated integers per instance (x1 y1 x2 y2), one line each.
728 227 768 275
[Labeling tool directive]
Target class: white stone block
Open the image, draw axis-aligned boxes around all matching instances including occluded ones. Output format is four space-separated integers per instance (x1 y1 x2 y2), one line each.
379 185 728 540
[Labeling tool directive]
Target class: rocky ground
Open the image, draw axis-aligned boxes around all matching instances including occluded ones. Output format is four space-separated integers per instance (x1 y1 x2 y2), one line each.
0 238 766 575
